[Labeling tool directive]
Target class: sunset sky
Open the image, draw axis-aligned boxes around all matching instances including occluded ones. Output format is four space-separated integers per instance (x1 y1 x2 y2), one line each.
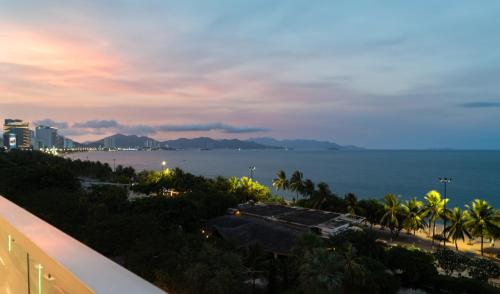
1 1 500 148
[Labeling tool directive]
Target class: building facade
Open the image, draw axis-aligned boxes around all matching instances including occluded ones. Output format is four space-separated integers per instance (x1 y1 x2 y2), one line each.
35 125 58 149
63 137 75 149
3 119 31 150
103 136 116 149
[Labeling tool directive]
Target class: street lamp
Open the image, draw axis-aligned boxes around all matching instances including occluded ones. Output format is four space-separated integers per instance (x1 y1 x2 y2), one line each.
249 166 256 180
439 177 451 247
162 161 167 172
113 158 116 172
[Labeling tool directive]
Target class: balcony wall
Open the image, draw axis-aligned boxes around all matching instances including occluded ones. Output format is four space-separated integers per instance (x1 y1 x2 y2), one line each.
0 196 165 294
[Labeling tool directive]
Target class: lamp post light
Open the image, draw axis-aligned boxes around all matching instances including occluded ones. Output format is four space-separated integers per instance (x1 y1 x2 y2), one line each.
249 166 256 180
439 177 451 247
162 161 167 172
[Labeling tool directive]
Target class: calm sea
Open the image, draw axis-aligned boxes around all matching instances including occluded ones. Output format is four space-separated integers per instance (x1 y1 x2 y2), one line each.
67 150 500 208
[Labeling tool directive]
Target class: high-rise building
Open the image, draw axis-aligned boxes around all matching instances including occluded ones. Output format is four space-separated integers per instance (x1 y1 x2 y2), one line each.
144 139 158 148
55 135 65 149
63 137 75 149
3 119 31 150
35 125 58 149
103 136 116 149
30 130 36 149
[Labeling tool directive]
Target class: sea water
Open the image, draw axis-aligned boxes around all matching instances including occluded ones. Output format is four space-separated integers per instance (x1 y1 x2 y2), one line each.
68 150 500 208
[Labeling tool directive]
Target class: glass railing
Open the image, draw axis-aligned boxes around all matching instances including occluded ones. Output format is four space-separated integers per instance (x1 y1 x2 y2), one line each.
0 225 81 293
0 196 165 294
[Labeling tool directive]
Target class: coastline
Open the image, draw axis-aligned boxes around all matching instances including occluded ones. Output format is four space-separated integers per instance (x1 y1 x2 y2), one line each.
373 223 499 257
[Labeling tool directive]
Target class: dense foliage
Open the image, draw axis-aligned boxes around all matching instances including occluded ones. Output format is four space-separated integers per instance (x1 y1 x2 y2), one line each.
0 151 498 293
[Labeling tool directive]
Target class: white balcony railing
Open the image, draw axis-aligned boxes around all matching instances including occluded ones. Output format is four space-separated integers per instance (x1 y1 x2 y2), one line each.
0 196 166 294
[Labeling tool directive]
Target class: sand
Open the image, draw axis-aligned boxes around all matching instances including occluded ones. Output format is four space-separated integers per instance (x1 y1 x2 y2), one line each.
370 223 499 259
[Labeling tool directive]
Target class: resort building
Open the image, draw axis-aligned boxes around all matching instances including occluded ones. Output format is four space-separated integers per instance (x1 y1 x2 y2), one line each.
206 203 365 255
0 196 166 293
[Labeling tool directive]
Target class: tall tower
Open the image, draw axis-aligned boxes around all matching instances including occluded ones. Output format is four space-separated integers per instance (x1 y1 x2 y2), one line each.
35 126 58 149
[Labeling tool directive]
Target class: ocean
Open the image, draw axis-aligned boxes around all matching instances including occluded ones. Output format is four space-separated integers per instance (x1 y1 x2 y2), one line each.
67 150 500 208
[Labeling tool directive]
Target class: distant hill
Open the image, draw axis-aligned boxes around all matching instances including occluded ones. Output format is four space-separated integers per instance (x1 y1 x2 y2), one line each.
86 134 160 148
249 137 364 150
163 137 278 150
85 134 279 149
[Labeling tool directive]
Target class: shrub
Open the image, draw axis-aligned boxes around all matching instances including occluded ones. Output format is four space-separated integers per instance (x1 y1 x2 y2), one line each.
434 248 468 276
425 275 499 294
359 257 400 294
386 246 437 287
467 257 500 282
434 248 500 282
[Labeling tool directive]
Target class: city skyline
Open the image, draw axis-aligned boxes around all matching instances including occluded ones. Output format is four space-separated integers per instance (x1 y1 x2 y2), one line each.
1 1 500 148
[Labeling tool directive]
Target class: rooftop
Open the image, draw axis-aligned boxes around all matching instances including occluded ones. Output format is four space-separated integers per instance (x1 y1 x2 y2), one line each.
207 203 365 254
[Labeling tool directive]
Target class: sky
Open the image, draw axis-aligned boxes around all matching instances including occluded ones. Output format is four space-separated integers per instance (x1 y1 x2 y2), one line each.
1 1 500 149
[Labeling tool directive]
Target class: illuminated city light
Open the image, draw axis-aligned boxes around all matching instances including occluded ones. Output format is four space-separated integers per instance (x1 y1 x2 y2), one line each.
36 264 44 294
8 234 12 252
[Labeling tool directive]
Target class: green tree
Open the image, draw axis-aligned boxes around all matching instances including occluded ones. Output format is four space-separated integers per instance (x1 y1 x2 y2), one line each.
299 247 344 293
465 199 500 255
272 170 289 195
310 182 331 209
358 199 384 228
289 170 304 199
444 207 471 251
386 246 437 287
424 190 448 245
242 244 269 293
344 193 358 215
380 194 403 240
184 244 245 294
228 176 240 192
402 198 427 235
338 243 366 292
302 179 315 199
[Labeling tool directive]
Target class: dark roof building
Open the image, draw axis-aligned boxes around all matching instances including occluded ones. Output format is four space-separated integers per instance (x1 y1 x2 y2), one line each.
207 214 304 255
205 203 365 255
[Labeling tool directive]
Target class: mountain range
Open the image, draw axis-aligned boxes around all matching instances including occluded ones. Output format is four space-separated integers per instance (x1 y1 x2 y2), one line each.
249 137 364 150
85 134 279 150
84 134 363 150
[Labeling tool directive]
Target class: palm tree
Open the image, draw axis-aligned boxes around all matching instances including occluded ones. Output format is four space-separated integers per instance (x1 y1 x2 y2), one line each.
444 207 471 251
402 198 427 235
358 199 384 228
290 171 304 199
424 190 448 245
380 193 403 240
272 170 289 195
243 244 269 293
465 199 500 255
228 176 240 192
344 193 358 215
441 206 453 247
339 243 366 292
302 179 315 199
311 182 331 209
